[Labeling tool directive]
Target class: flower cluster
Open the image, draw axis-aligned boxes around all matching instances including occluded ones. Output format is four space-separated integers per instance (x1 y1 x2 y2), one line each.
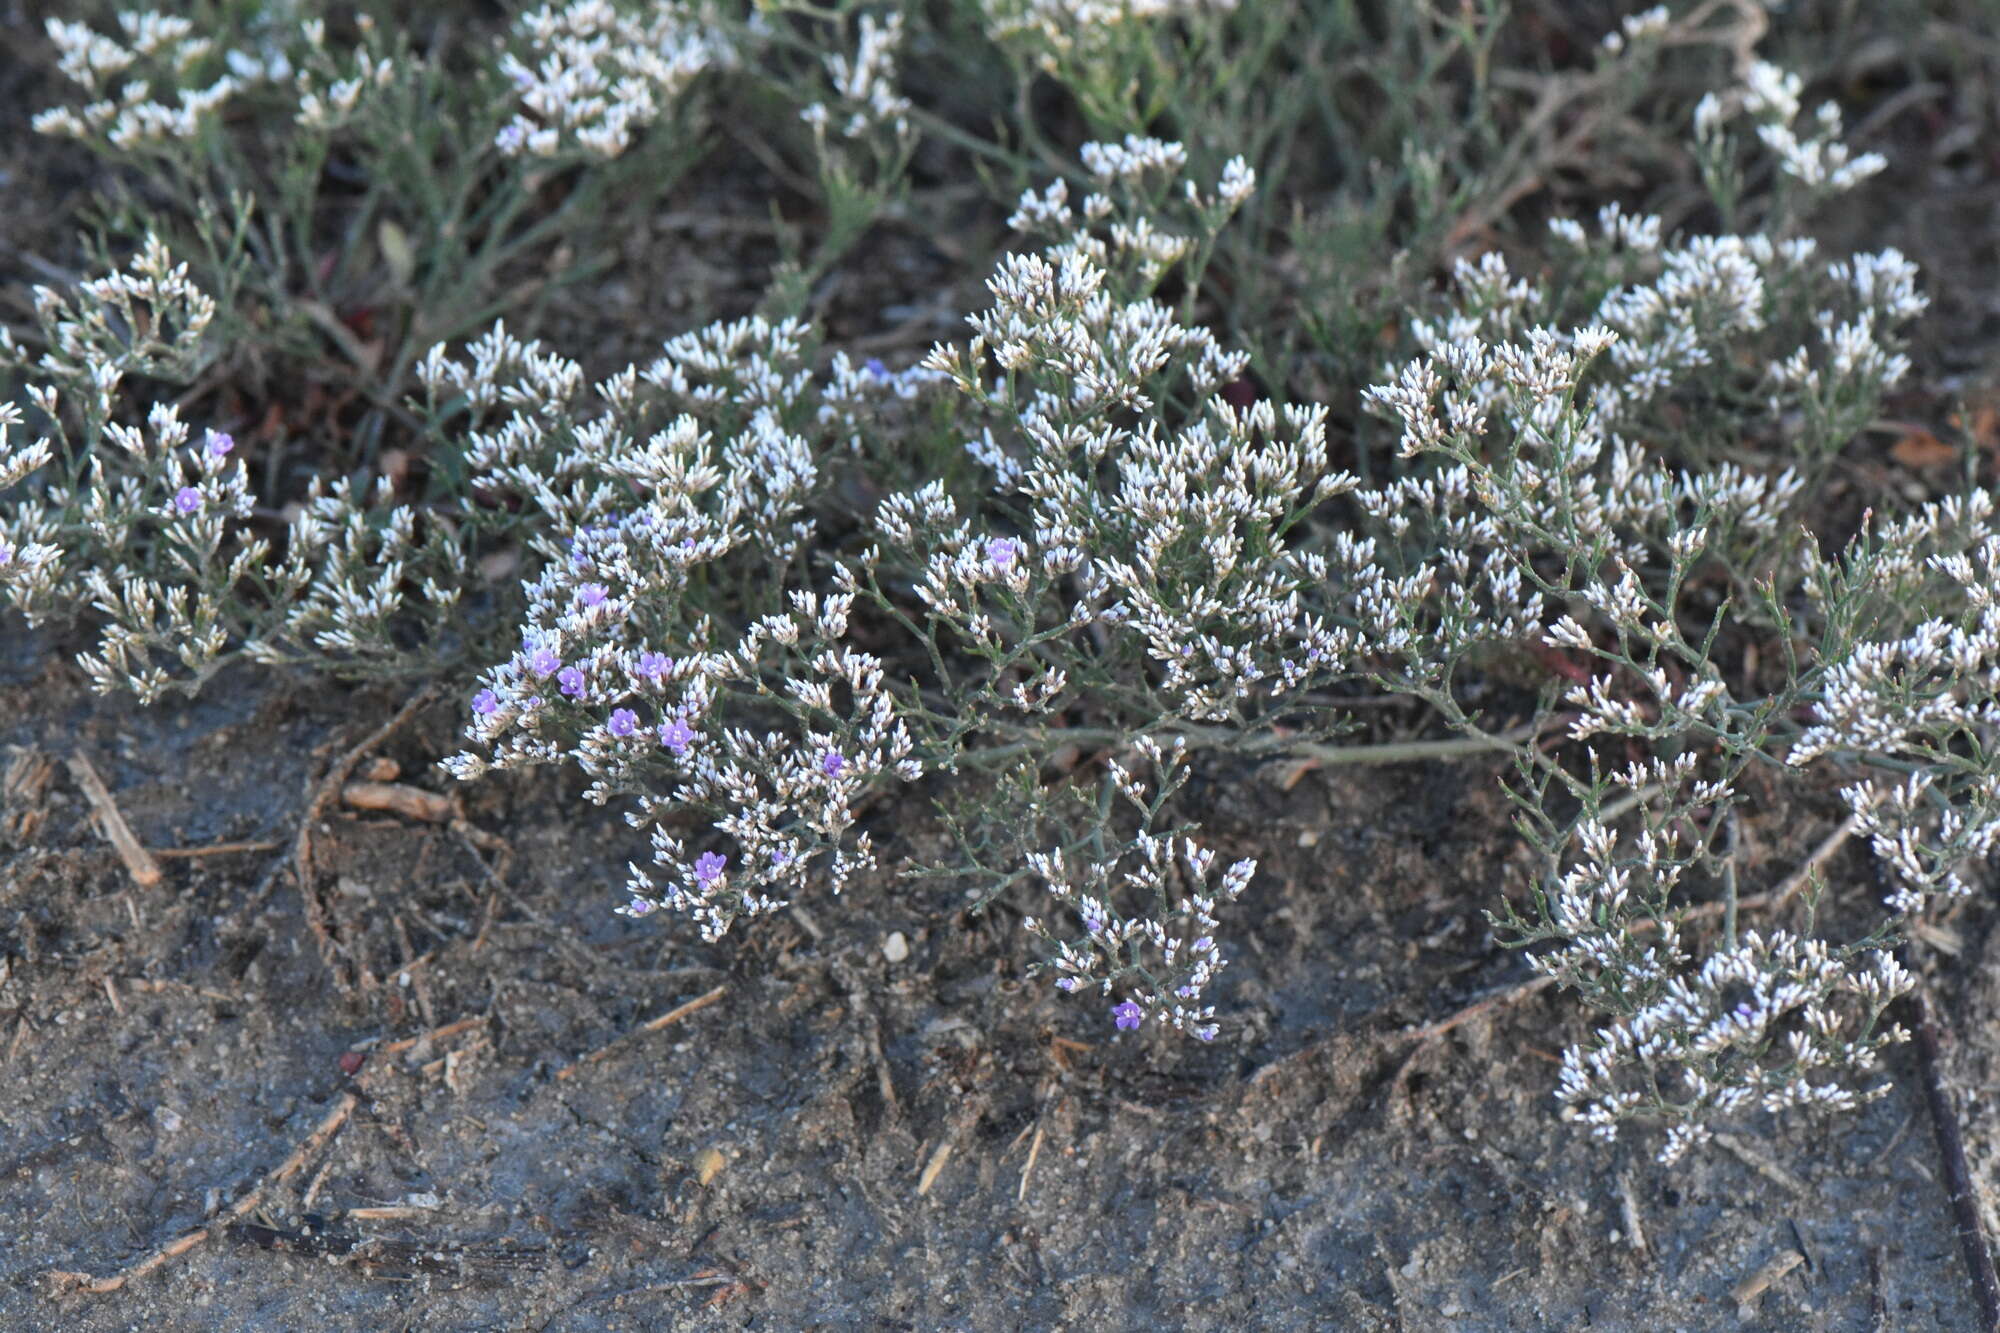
798 11 911 142
495 0 737 159
33 10 400 150
431 311 939 939
919 145 1361 724
1557 931 1910 1166
33 11 240 150
1020 740 1256 1041
1700 60 1889 197
984 0 1239 70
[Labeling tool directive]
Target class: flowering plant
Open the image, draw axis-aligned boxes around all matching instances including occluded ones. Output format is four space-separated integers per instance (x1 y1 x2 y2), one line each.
4 3 1973 1170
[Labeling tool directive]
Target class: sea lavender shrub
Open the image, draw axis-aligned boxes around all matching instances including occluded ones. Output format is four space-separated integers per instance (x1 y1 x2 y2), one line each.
431 313 958 939
433 146 1366 1032
0 236 476 699
1349 54 1951 1161
8 0 1991 1171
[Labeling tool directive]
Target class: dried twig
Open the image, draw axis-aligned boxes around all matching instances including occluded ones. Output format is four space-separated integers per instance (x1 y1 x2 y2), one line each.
1731 1249 1804 1315
832 958 900 1121
341 780 455 823
451 823 601 976
1902 947 2000 1332
1712 1131 1808 1196
916 1141 953 1197
555 985 729 1081
376 1014 488 1058
149 839 280 859
294 687 438 992
65 753 162 889
45 1091 358 1295
1401 974 1556 1046
1017 1123 1047 1204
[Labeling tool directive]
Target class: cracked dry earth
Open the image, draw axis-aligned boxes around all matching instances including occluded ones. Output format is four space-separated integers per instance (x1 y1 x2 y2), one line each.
0 647 1988 1330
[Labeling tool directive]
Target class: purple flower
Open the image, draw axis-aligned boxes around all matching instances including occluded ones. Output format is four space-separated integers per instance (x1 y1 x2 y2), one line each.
578 583 608 607
693 851 726 886
771 847 791 867
472 688 500 716
496 122 527 152
172 487 202 515
659 715 694 754
205 430 234 457
636 651 671 681
820 750 845 777
0 543 11 565
528 647 560 678
1195 1025 1218 1042
1082 911 1104 936
608 707 638 737
1056 977 1083 993
864 357 889 379
986 537 1018 569
624 896 656 917
1192 936 1213 955
1112 1001 1144 1031
558 665 586 698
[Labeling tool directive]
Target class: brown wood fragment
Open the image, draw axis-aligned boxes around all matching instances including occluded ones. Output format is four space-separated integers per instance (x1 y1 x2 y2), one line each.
916 1141 953 1197
150 839 280 859
377 1014 488 1057
1731 1249 1804 1314
556 985 729 1081
341 780 455 823
45 1091 357 1295
66 753 162 888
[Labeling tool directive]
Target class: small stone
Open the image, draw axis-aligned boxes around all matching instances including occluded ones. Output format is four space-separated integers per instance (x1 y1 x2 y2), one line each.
882 931 910 963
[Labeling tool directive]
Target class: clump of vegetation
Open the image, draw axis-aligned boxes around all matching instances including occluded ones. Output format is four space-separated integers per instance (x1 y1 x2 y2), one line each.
6 1 1989 1168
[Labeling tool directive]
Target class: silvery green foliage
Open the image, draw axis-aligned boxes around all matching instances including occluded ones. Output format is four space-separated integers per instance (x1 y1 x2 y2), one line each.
10 6 1992 1165
1356 58 1944 1162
